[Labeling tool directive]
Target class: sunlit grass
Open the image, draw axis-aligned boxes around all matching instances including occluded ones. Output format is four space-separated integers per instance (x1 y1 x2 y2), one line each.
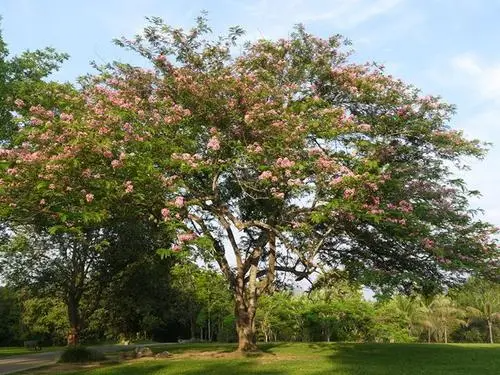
22 342 500 375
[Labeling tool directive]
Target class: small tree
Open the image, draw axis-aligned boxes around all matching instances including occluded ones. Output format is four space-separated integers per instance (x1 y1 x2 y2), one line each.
1 16 498 351
427 295 465 343
453 278 500 344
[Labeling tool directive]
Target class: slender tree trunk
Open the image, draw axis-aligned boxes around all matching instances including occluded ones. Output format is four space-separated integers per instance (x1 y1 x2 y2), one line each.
190 317 196 340
488 320 494 344
208 311 211 342
427 328 431 343
444 326 448 344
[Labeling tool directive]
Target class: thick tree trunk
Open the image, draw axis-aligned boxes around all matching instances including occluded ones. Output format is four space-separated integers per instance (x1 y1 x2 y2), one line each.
67 296 80 346
488 320 494 344
234 261 258 352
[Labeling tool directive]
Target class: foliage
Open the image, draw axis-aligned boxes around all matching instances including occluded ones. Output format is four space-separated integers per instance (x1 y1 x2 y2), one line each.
0 286 22 346
0 23 69 142
451 277 500 343
0 14 499 351
22 296 69 345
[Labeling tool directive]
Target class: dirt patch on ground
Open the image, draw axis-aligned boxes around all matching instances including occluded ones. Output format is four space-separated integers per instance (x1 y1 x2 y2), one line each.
24 360 120 374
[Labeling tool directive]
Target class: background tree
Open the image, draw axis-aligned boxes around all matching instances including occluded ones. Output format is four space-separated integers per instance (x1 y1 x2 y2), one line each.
1 15 498 351
0 286 22 346
452 278 500 343
426 295 465 343
0 23 69 143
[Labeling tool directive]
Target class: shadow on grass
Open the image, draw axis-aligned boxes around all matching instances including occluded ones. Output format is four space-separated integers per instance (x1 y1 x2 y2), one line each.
329 343 500 375
152 342 286 357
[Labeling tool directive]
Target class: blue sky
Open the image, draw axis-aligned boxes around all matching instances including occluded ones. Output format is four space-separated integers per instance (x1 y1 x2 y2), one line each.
1 0 499 227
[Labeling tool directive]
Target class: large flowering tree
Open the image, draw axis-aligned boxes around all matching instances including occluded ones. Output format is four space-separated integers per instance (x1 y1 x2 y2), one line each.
1 16 498 350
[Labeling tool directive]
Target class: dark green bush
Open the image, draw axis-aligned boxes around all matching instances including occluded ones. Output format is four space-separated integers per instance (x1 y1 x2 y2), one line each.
58 346 106 363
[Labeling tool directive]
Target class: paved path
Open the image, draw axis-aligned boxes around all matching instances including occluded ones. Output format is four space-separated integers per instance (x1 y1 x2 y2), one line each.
0 351 59 375
0 343 170 375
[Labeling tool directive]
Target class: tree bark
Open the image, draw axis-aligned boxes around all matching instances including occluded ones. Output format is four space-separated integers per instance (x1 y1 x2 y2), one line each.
444 326 448 344
234 261 258 351
67 295 80 346
488 320 494 344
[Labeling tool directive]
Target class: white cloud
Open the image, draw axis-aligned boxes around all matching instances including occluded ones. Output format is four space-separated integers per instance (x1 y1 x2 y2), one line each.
245 0 403 29
451 53 500 102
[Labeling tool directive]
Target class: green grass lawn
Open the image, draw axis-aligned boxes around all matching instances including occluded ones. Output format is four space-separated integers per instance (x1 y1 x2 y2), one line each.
24 342 500 375
0 346 64 358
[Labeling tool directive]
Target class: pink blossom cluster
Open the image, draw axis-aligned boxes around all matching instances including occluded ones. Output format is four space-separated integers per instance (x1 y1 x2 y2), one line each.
287 178 302 187
316 156 335 169
29 105 54 119
207 136 221 151
161 208 170 219
385 217 407 225
60 113 74 122
358 123 371 132
421 238 434 249
174 196 184 208
246 143 263 154
177 232 197 242
258 171 274 180
343 188 356 199
124 180 134 193
111 159 123 169
275 157 295 168
172 153 203 168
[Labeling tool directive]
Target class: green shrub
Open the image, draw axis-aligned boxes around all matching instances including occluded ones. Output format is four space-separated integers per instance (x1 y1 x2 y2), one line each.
58 346 106 363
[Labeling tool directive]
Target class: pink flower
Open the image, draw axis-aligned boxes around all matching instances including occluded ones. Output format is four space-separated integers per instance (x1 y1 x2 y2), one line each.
111 159 122 169
358 123 371 132
273 192 285 199
209 127 217 134
174 196 184 208
275 157 295 168
161 208 170 218
60 113 73 122
155 54 166 62
330 176 343 185
177 232 197 242
258 171 273 180
207 136 220 151
98 127 110 134
171 243 181 252
421 238 434 249
343 188 356 199
317 156 334 169
30 118 43 126
82 168 92 178
103 150 113 159
85 193 94 203
14 99 25 108
39 199 46 206
123 123 133 133
398 200 413 213
124 181 133 193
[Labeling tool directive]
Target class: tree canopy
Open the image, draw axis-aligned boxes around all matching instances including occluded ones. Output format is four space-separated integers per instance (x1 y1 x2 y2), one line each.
1 15 498 351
